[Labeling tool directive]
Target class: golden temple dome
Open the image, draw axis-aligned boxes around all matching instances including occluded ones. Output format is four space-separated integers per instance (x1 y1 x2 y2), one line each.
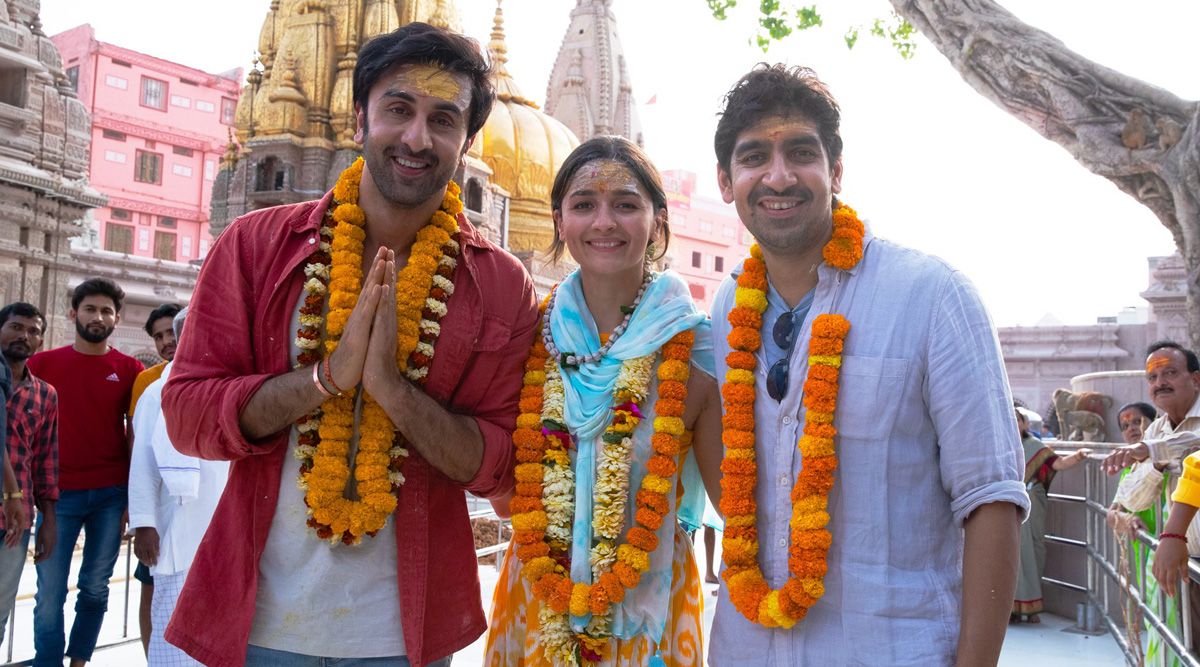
472 0 579 253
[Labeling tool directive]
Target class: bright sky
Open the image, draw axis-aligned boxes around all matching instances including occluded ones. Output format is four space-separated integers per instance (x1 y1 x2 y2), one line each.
39 0 1198 327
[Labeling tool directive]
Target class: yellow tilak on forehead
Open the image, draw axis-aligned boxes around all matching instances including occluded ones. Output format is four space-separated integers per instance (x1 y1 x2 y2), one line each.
1147 356 1171 373
573 160 639 194
397 63 466 104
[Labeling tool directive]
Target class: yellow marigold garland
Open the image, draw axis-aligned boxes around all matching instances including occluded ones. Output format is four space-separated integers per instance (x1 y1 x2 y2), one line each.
509 295 695 665
294 156 463 546
719 201 864 628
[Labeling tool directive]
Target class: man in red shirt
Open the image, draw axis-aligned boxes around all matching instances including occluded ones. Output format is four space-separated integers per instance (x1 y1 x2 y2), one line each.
162 23 538 667
0 301 58 646
28 278 143 667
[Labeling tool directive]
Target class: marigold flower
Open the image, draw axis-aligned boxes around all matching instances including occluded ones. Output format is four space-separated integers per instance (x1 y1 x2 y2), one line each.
658 380 688 401
655 398 686 418
722 382 756 405
617 544 650 572
720 457 757 476
657 359 690 383
509 496 543 514
721 410 756 432
569 583 591 617
646 454 677 478
737 263 767 290
635 507 664 531
613 561 641 589
626 527 659 553
722 430 756 449
636 489 668 515
728 308 763 330
517 543 550 561
723 525 757 543
598 571 625 603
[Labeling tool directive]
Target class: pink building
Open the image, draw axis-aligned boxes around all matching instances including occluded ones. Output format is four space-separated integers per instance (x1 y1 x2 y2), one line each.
661 170 752 310
51 25 240 264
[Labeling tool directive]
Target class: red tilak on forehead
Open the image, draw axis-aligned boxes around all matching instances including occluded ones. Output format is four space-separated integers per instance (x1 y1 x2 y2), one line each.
1147 356 1171 373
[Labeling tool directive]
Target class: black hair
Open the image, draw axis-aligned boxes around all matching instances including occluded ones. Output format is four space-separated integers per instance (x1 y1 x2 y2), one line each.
1118 401 1157 422
0 302 45 330
548 136 671 263
144 303 182 336
354 22 495 140
71 277 126 312
715 63 843 175
1147 340 1200 373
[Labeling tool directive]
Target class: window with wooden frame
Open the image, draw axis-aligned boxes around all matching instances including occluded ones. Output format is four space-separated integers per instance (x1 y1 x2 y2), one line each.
134 150 162 184
105 224 133 254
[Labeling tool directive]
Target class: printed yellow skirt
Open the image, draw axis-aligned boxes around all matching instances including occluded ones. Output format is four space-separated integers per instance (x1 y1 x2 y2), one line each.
484 524 703 666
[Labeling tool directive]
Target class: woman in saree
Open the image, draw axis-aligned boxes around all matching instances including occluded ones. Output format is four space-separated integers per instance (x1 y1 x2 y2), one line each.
484 136 723 666
1013 406 1089 623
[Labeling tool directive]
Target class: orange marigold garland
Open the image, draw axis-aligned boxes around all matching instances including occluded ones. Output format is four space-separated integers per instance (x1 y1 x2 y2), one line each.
509 307 696 665
294 157 463 546
720 201 863 628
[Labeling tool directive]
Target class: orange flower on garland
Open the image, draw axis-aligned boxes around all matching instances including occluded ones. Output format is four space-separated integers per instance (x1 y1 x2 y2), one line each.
720 200 863 628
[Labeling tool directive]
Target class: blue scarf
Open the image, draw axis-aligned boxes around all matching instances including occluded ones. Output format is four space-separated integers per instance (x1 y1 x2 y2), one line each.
549 269 714 640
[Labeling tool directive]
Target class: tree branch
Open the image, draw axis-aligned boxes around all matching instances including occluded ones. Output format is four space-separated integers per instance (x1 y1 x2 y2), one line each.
889 0 1197 239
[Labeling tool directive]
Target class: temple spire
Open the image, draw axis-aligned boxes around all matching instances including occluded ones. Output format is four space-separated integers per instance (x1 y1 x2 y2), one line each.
487 0 536 108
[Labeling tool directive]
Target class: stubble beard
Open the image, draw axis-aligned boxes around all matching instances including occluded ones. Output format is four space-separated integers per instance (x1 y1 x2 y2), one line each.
747 202 834 257
2 341 31 361
361 133 456 210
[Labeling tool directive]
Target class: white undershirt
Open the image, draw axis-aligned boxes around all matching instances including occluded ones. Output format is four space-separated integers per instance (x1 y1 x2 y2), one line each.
247 291 405 657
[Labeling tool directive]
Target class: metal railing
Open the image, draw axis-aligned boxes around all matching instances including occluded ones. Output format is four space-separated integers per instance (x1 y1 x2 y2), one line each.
1 502 510 667
1050 441 1200 667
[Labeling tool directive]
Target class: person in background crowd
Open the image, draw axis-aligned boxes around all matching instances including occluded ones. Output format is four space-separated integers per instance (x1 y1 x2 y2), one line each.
1106 342 1200 654
129 307 229 666
29 278 143 667
1 349 19 541
128 301 181 655
160 24 538 667
1012 404 1088 623
0 303 58 645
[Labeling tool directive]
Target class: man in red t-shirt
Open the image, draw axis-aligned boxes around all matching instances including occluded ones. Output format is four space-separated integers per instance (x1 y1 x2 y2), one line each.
28 277 143 667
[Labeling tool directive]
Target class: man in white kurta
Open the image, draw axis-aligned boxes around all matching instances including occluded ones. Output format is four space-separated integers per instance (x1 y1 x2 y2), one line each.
128 310 229 665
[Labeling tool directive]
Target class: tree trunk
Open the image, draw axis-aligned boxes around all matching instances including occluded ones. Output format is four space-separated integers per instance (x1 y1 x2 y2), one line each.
889 0 1200 349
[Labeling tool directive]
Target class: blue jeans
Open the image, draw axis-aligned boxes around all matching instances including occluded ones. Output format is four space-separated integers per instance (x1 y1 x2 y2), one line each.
0 528 31 644
245 645 452 667
33 486 127 667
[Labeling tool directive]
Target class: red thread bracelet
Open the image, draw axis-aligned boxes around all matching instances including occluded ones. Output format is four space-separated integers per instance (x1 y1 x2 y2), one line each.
1161 532 1188 543
321 356 344 395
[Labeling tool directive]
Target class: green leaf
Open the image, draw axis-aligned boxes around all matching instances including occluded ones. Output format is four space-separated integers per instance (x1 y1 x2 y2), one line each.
844 26 859 50
707 0 737 21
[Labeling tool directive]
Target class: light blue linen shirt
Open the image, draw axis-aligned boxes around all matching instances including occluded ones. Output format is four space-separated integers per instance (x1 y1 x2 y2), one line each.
708 229 1030 666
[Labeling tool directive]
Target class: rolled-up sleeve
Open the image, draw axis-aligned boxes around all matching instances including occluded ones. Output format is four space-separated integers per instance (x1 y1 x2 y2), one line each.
925 270 1030 524
128 387 162 530
463 278 539 498
1114 461 1165 512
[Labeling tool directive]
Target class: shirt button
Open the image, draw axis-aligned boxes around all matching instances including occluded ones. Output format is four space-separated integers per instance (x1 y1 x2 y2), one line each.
782 415 792 425
779 473 789 486
308 237 316 245
778 537 788 548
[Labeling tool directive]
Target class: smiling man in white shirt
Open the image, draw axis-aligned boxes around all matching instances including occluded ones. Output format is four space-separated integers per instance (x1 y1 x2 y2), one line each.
706 64 1029 666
